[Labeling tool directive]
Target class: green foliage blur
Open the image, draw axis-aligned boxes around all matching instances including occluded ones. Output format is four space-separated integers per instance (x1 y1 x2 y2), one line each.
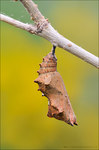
1 0 98 149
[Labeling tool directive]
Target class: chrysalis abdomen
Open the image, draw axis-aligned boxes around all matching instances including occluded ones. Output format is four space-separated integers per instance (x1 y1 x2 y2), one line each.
34 52 78 126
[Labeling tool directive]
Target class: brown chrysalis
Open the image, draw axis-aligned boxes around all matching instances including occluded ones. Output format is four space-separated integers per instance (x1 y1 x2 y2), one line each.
34 51 78 126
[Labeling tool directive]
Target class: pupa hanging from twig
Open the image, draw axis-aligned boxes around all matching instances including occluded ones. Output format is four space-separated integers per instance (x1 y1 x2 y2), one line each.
34 46 78 126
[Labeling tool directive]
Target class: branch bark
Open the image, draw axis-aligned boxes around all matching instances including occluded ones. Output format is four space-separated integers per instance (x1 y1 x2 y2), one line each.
0 14 37 33
0 0 99 68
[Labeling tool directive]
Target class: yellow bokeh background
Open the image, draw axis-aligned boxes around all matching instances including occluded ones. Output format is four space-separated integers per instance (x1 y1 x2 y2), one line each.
1 0 98 149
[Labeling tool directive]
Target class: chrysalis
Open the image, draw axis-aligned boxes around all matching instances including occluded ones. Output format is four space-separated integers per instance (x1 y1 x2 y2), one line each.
34 52 78 126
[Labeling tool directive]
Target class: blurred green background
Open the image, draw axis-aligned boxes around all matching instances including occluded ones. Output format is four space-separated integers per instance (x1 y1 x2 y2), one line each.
1 0 98 149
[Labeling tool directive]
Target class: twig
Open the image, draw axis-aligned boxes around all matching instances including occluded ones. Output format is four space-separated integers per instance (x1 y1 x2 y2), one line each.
20 0 45 23
0 0 99 68
0 14 37 33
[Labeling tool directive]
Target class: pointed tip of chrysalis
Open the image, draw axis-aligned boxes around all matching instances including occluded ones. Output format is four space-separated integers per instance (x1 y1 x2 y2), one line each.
70 122 74 126
74 122 78 126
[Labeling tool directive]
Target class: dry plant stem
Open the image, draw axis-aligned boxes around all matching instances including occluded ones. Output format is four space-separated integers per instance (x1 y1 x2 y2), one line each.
0 0 99 68
0 14 37 33
20 0 44 22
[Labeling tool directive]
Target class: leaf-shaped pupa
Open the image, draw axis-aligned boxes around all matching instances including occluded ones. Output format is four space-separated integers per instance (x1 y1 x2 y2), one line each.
34 52 78 126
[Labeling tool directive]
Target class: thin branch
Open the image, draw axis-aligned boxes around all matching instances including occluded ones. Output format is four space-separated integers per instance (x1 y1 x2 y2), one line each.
0 14 37 33
0 0 99 68
20 0 45 23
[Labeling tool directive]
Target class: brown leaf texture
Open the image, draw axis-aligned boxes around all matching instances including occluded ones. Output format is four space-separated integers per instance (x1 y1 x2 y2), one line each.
34 52 78 126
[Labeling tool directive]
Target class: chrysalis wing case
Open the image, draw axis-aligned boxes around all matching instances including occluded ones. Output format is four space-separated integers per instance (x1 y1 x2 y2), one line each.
34 52 78 126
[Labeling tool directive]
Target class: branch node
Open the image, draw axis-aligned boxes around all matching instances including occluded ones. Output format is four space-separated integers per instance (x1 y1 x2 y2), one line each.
30 17 34 21
36 20 49 33
68 43 72 47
